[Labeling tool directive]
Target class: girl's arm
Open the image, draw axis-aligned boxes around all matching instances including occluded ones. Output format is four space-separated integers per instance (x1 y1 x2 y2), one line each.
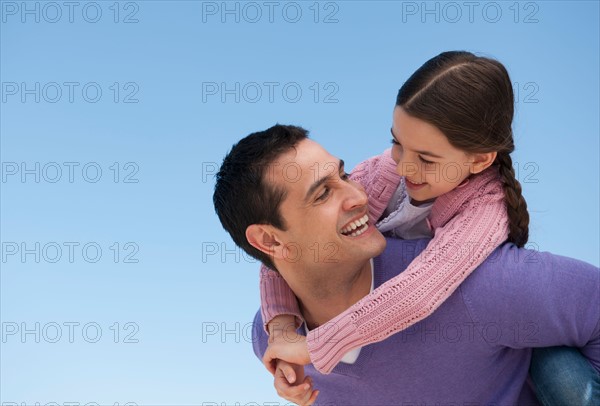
259 265 304 333
259 149 401 333
305 166 510 373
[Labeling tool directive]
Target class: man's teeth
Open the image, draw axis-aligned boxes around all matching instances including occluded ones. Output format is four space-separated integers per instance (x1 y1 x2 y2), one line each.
341 215 369 236
407 178 424 185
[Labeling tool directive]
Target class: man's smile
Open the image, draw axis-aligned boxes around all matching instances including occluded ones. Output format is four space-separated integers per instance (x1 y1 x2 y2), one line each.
340 214 369 237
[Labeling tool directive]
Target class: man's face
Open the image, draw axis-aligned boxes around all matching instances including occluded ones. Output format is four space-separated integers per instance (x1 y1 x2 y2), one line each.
269 139 386 271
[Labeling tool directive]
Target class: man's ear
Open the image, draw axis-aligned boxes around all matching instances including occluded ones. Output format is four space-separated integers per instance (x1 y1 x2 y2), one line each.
469 151 498 174
246 224 285 260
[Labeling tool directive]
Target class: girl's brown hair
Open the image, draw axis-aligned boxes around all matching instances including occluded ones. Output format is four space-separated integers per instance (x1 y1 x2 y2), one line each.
396 51 529 247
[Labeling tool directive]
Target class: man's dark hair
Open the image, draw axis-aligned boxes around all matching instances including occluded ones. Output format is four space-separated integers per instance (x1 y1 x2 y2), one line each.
213 124 309 270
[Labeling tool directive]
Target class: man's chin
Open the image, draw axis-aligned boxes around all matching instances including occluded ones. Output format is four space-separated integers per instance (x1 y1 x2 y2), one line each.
376 230 387 253
366 228 387 257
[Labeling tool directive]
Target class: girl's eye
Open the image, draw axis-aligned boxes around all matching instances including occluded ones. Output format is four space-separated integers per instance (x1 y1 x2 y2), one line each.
419 156 435 165
340 172 350 181
316 187 330 201
390 139 400 146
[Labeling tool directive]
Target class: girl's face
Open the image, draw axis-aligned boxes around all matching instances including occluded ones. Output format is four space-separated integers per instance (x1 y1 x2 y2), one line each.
390 107 478 205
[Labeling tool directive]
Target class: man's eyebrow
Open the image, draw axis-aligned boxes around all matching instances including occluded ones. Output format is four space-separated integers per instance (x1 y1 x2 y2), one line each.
390 128 443 159
304 159 344 202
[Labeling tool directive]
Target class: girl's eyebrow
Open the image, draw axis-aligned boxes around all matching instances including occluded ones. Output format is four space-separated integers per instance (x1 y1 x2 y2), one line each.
390 128 444 159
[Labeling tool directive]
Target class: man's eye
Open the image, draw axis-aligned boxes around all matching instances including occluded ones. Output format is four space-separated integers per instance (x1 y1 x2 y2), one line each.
390 139 400 146
340 172 350 181
316 187 330 201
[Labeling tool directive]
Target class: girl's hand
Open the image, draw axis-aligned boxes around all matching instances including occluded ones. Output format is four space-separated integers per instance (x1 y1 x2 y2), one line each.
274 359 319 405
263 329 311 375
267 315 298 336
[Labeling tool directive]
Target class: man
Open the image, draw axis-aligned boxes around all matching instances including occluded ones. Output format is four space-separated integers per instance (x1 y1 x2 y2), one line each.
213 125 600 405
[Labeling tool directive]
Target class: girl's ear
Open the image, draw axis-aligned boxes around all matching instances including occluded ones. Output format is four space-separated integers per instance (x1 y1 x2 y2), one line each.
469 151 498 174
246 224 285 260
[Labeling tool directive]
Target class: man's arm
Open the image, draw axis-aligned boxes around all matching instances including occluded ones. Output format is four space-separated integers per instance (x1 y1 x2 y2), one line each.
253 310 269 360
460 244 600 372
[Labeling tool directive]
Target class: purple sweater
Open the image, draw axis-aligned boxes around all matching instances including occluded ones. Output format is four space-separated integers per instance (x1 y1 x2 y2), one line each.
252 238 600 405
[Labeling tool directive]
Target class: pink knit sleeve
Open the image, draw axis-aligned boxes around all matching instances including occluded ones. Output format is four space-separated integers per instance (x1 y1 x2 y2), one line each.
259 264 304 333
349 148 401 223
306 167 510 374
259 149 401 333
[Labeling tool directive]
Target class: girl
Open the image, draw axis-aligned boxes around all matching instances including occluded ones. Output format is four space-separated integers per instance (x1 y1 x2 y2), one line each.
260 51 598 404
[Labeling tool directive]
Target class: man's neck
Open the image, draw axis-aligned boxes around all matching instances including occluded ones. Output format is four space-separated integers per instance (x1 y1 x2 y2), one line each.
297 259 373 330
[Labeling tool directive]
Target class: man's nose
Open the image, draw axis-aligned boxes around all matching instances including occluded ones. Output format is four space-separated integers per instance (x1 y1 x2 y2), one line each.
343 180 368 211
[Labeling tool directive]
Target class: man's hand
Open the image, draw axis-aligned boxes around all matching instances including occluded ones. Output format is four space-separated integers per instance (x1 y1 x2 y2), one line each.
263 329 311 375
274 359 319 406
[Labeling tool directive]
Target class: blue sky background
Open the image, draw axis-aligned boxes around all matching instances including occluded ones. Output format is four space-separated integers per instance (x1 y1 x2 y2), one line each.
1 1 598 404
